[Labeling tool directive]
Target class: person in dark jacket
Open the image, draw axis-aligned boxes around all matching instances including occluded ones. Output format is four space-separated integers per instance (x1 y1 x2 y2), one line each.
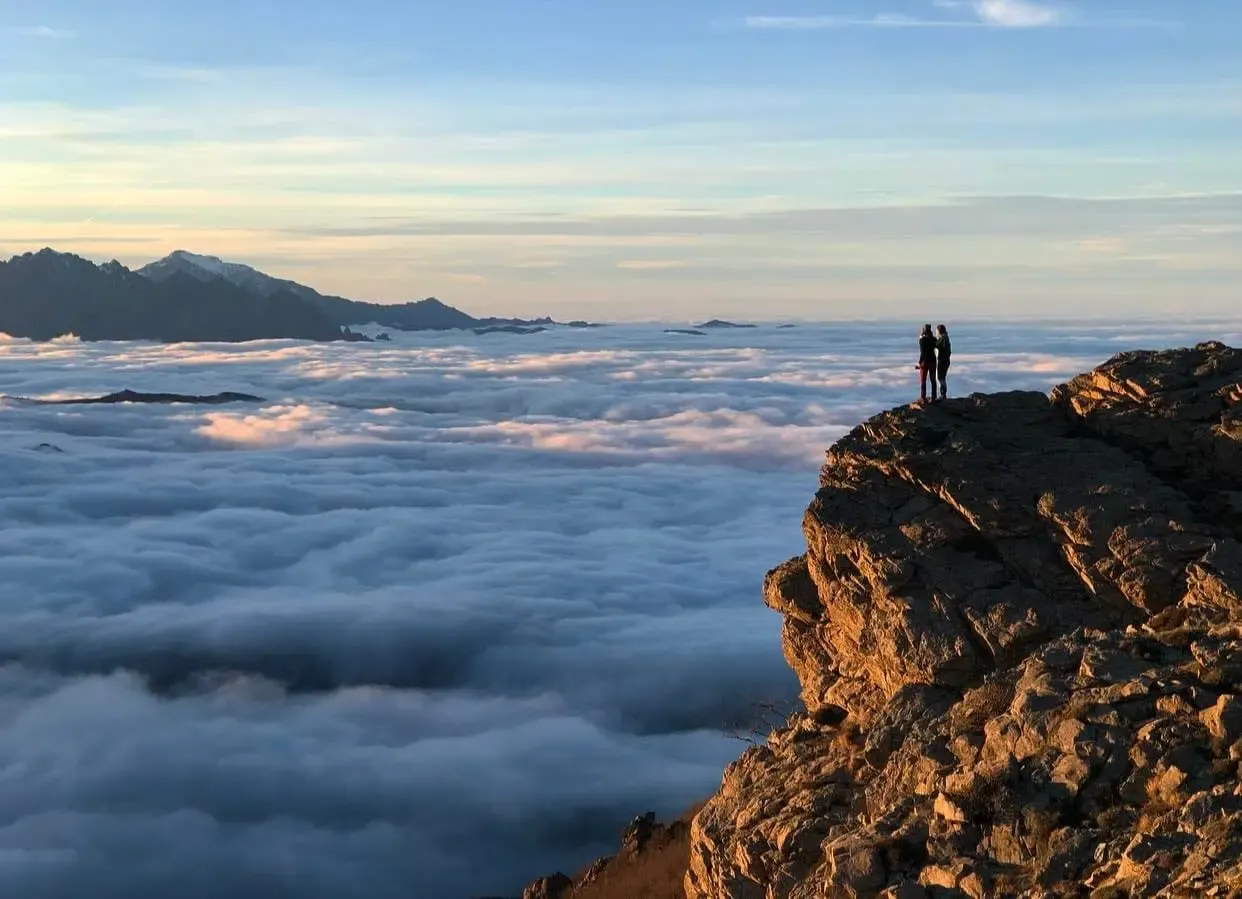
935 324 952 399
917 323 937 403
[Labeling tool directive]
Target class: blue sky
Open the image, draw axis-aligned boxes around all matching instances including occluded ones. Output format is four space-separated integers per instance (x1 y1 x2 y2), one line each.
1 0 1240 319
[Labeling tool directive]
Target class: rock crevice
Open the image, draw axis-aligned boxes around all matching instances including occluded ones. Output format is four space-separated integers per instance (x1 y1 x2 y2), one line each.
688 342 1242 898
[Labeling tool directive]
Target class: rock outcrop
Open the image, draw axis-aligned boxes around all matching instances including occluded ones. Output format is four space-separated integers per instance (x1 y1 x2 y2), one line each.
510 807 702 899
688 342 1242 898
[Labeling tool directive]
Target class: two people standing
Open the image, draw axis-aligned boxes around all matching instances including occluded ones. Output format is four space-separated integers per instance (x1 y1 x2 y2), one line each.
917 324 952 403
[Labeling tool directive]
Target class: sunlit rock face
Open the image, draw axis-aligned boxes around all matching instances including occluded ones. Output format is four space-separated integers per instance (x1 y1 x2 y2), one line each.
689 342 1242 899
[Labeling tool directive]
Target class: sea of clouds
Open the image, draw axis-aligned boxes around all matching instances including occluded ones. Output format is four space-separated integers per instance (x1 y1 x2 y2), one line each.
1 319 1239 899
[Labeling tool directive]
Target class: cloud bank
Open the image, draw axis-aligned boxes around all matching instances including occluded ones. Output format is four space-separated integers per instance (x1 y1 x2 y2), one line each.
1 321 1240 897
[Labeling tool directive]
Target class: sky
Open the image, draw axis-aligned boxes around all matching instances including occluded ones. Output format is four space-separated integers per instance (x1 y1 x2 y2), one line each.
1 0 1240 319
3 320 1240 898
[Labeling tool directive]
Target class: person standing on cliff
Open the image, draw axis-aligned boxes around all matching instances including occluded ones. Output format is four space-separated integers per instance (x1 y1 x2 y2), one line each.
917 324 937 403
935 324 952 399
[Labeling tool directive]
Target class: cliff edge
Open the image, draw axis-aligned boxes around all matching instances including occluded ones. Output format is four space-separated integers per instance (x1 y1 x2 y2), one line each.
687 341 1242 898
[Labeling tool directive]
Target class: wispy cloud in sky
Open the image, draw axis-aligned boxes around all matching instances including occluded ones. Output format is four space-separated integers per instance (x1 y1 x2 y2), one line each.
743 13 975 29
744 0 1064 30
939 0 1063 27
8 25 75 39
744 0 1167 30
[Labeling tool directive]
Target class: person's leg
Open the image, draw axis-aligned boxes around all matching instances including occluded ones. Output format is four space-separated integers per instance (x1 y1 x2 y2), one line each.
938 362 949 398
919 364 931 402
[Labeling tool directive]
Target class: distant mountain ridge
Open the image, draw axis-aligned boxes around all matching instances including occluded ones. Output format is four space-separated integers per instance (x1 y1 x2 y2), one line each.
0 248 562 343
137 250 511 332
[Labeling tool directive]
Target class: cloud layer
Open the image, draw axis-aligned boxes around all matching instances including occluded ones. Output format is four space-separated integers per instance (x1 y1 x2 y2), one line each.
1 321 1241 897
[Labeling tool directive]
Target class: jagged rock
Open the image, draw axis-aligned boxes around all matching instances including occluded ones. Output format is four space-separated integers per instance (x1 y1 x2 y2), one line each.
519 806 698 899
621 812 657 854
821 835 886 894
577 855 612 886
1051 341 1242 521
687 344 1242 899
521 873 571 899
1202 694 1242 746
933 792 969 824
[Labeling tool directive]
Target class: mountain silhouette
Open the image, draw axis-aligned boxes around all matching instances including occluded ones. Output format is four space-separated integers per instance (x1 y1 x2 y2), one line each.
0 249 555 342
138 250 485 332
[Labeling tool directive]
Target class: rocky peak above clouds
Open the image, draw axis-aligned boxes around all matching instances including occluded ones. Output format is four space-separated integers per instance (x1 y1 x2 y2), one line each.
0 248 571 342
684 341 1242 897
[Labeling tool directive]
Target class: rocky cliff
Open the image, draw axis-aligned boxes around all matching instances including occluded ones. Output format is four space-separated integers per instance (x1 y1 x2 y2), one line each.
687 341 1242 898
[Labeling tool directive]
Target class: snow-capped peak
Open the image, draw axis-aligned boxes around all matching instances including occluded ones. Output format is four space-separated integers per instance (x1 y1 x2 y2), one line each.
147 250 260 284
167 250 234 277
137 250 316 301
